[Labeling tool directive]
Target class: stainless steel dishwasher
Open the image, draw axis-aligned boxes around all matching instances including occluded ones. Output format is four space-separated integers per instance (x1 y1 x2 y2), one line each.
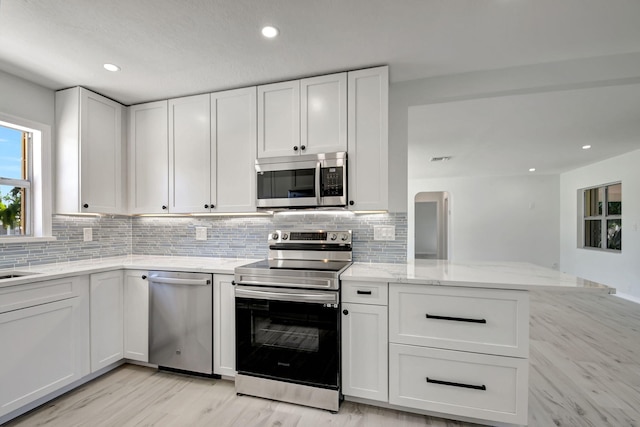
148 271 213 375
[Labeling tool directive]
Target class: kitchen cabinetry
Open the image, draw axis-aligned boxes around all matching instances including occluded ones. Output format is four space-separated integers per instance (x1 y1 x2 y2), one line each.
388 283 529 426
55 87 127 214
341 281 388 402
168 94 213 213
213 274 236 377
123 270 149 362
128 101 169 214
258 72 347 158
0 276 90 418
347 66 388 211
90 270 124 372
212 87 257 212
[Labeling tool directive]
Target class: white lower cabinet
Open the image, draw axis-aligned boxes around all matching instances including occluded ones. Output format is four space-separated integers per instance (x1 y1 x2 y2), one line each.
341 281 388 402
90 271 124 372
213 274 236 377
389 344 529 425
0 276 90 418
123 270 149 362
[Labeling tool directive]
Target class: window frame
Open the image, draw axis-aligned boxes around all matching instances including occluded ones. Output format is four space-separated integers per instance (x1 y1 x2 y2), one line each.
580 181 622 252
0 128 33 236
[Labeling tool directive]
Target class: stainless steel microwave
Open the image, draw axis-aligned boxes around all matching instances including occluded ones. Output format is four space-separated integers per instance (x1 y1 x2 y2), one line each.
256 152 347 208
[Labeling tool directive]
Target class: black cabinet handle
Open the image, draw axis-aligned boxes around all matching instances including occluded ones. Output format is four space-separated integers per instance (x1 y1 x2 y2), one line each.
356 290 372 295
293 146 298 151
231 280 236 286
426 314 487 324
300 145 306 150
141 275 147 280
204 204 209 209
342 309 349 315
349 200 354 206
426 377 486 391
83 203 89 208
211 204 215 208
162 205 167 210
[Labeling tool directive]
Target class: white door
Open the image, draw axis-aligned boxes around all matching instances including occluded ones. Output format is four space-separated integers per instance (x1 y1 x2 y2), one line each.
0 296 88 417
90 270 124 372
341 302 388 401
347 66 389 211
129 101 169 214
80 88 124 213
212 87 257 212
123 270 149 362
257 80 300 158
169 94 211 213
213 274 236 377
301 72 347 154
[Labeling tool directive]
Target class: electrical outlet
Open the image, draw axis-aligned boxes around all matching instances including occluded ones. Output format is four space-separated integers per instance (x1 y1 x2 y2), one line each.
374 225 395 241
195 227 207 241
83 228 93 242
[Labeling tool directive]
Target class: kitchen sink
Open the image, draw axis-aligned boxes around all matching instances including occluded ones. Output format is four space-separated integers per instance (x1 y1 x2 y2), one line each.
0 271 39 280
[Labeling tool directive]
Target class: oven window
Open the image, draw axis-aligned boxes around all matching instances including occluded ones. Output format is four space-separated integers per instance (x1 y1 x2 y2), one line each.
257 169 315 199
236 297 339 389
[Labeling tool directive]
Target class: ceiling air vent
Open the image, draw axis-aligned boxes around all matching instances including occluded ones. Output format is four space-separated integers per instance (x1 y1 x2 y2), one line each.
429 156 451 162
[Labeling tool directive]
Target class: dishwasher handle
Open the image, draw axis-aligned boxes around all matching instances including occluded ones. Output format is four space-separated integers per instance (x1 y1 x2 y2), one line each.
148 276 211 286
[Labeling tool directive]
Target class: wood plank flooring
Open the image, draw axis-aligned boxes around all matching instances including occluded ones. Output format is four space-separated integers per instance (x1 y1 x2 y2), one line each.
5 290 640 427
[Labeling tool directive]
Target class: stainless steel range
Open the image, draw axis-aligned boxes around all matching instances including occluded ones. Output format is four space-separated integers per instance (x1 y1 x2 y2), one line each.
234 229 352 412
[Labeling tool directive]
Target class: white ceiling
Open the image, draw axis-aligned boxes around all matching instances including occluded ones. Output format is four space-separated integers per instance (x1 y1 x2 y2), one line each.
1 0 640 177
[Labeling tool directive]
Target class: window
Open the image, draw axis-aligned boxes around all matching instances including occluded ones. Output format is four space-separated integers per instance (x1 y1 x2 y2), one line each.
0 124 31 236
582 182 621 251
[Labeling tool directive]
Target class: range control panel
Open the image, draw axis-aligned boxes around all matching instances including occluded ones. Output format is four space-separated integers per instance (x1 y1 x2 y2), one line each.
268 230 352 245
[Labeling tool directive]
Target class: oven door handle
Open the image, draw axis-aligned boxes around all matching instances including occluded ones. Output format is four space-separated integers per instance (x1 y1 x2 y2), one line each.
235 286 338 305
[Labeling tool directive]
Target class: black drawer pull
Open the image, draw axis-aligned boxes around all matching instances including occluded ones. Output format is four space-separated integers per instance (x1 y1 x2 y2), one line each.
356 290 372 295
426 377 486 391
426 314 487 324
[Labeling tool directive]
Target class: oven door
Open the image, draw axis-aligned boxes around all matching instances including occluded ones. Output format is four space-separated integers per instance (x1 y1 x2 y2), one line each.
235 286 340 389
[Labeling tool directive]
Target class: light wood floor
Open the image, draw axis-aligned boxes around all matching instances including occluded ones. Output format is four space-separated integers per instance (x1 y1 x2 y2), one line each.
5 290 640 427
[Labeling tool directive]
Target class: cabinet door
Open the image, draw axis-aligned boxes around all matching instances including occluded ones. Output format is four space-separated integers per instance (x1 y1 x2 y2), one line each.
213 274 236 377
341 302 388 402
347 66 389 211
80 88 125 214
124 270 149 362
0 292 89 418
257 80 300 158
168 94 211 213
129 101 169 214
301 72 347 154
90 270 124 372
212 87 257 212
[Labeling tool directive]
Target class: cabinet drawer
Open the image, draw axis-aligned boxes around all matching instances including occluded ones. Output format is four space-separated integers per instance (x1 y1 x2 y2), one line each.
389 344 528 426
342 281 388 305
0 276 87 314
389 284 528 357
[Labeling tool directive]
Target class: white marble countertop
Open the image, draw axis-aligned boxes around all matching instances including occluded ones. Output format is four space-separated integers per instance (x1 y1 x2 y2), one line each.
0 255 260 288
341 260 613 292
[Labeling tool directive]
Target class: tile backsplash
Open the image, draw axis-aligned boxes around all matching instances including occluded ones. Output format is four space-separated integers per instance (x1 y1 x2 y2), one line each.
0 212 407 269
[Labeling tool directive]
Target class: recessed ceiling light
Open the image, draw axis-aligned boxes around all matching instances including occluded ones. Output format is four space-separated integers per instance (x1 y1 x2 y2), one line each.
429 156 451 162
103 63 121 72
529 168 536 172
261 26 279 38
582 145 592 150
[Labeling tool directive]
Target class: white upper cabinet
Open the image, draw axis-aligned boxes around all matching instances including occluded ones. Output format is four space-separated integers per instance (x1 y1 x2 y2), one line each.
168 94 212 213
257 72 347 158
128 101 169 214
257 80 300 158
55 87 126 214
347 66 389 211
212 87 257 213
300 73 347 154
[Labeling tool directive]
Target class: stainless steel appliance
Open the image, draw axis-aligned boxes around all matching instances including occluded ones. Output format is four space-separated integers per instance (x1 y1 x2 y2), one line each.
255 152 347 208
148 271 213 375
234 230 352 412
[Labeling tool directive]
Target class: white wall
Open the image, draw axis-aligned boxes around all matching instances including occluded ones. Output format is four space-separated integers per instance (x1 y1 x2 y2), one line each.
560 149 640 297
0 70 54 126
409 174 560 267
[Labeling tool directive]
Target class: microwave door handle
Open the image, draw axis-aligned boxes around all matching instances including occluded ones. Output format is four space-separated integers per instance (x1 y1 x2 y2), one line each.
315 161 322 205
